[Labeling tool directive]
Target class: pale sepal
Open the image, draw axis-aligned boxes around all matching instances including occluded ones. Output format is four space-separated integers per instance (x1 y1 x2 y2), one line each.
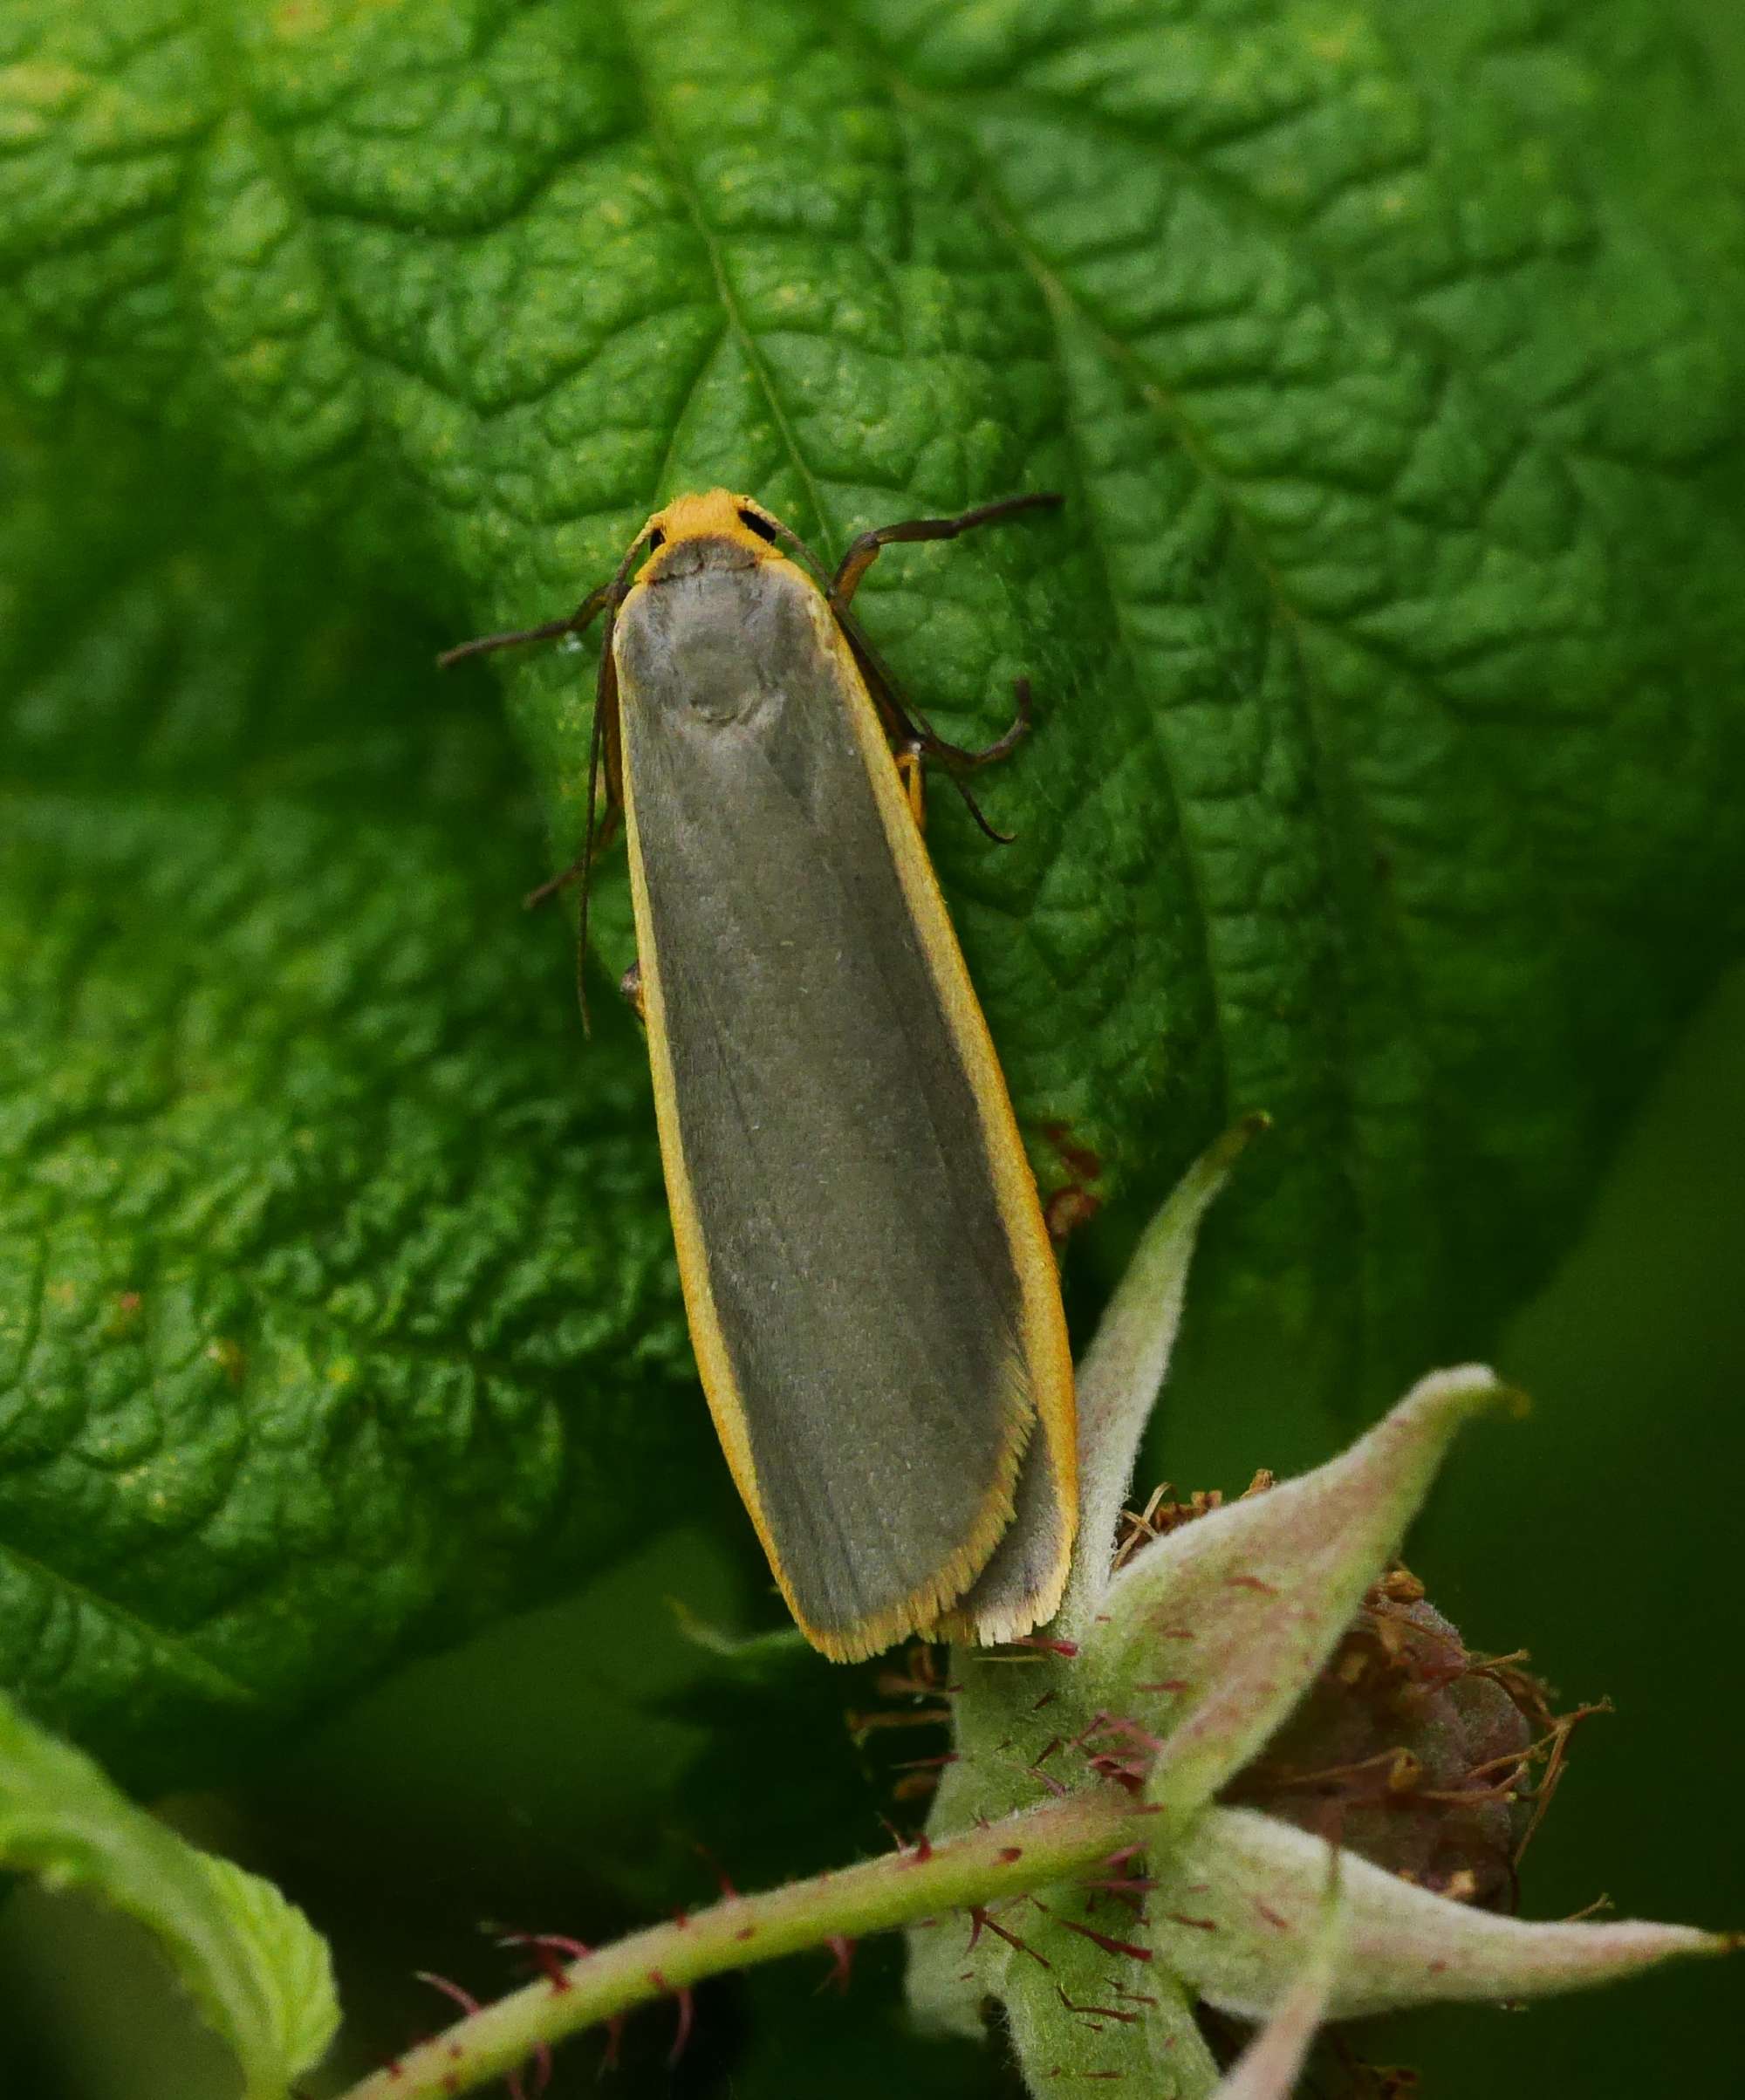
905 1893 1011 2042
1001 1880 1222 2099
1150 1807 1730 2021
1211 1867 1342 2100
1080 1367 1507 1823
1055 1117 1265 1641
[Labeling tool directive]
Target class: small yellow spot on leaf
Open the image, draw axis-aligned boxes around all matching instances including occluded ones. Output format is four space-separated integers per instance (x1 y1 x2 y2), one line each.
206 1338 247 1387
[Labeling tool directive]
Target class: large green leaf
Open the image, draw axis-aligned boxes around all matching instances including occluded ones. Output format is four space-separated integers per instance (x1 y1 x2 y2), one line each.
1 0 1742 1763
0 422 707 1781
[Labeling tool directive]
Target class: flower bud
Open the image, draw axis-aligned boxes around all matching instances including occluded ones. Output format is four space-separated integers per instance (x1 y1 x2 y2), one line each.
1221 1565 1550 1908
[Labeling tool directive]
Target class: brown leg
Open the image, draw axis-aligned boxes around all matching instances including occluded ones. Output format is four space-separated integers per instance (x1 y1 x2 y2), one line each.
949 676 1032 772
922 682 1033 844
829 490 1061 612
524 806 622 911
524 855 587 911
824 494 1057 850
440 516 659 671
437 578 617 669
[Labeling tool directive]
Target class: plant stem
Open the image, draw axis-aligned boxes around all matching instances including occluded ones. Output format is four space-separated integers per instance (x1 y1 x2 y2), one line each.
333 1783 1149 2100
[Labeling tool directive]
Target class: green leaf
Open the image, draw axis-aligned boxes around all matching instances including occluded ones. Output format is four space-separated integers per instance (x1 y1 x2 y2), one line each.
0 1685 339 2097
0 419 710 1781
3 0 1743 1412
3 0 1745 1758
1677 0 1745 120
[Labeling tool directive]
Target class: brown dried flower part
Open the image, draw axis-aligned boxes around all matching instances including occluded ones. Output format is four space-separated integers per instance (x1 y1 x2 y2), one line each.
1112 1470 1278 1572
1109 1462 1597 1912
1215 1560 1591 1910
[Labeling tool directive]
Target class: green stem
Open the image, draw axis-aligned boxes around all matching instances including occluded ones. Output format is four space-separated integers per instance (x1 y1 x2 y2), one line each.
332 1784 1149 2100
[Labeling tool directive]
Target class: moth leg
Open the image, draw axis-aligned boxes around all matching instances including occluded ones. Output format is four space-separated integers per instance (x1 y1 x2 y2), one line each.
437 578 617 669
829 490 1061 612
619 958 647 1026
949 676 1032 773
524 805 622 910
524 856 586 911
894 743 928 831
900 680 1031 845
822 493 1057 848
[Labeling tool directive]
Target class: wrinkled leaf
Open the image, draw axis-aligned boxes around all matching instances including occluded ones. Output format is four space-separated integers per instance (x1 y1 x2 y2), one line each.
2 0 1742 1406
3 0 1745 1761
0 423 705 1781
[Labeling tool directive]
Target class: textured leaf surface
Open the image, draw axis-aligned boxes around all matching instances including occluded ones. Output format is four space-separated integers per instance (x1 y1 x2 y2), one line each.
0 424 701 1780
1 0 1744 1761
0 1686 339 2096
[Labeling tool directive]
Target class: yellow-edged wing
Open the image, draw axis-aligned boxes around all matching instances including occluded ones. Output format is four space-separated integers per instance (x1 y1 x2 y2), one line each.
612 495 1075 1659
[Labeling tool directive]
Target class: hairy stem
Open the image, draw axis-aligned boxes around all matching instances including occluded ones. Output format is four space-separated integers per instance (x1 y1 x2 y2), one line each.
333 1783 1148 2100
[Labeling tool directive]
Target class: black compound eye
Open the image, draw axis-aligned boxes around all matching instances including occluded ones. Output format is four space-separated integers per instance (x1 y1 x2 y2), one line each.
738 508 779 543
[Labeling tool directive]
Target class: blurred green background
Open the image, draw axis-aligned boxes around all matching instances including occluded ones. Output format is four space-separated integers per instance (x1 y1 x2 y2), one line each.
1 958 1738 2095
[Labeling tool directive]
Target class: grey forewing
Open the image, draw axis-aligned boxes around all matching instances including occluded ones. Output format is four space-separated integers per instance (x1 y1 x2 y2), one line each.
616 550 1029 1638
